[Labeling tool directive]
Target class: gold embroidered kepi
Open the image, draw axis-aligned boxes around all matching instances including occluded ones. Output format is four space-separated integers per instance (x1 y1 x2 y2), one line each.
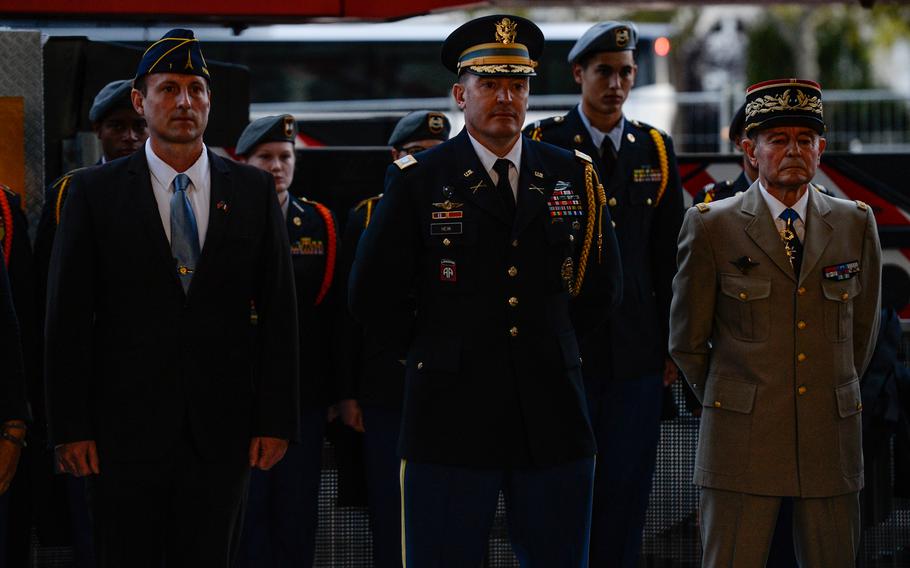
441 14 543 77
135 28 210 83
235 114 297 156
744 78 825 135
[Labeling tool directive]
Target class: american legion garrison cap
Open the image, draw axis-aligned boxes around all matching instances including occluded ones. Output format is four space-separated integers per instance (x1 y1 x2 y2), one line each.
441 14 544 77
88 79 135 123
744 78 825 135
135 28 210 83
567 21 638 64
388 111 451 148
235 115 298 157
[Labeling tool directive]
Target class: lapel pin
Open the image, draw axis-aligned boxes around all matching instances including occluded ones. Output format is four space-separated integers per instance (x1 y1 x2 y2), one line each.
730 256 760 274
470 180 487 194
216 201 229 213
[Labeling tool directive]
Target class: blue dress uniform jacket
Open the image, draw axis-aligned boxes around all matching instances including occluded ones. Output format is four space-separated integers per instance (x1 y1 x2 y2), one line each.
285 195 338 407
44 150 300 462
525 107 684 381
349 130 623 468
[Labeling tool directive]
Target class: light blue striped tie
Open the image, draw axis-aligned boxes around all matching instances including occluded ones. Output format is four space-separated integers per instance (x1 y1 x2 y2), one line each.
171 173 200 292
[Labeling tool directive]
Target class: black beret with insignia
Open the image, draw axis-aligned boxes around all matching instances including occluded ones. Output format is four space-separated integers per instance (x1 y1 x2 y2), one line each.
441 14 543 77
745 78 825 135
135 28 210 83
567 21 638 64
388 111 451 148
89 79 135 123
235 114 297 157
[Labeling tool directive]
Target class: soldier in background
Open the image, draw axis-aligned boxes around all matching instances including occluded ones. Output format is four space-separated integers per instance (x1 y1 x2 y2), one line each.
524 21 685 568
234 115 338 568
336 110 450 568
693 103 753 204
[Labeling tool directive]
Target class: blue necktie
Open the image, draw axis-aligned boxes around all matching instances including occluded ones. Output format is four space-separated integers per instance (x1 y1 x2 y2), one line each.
778 208 802 274
171 173 200 292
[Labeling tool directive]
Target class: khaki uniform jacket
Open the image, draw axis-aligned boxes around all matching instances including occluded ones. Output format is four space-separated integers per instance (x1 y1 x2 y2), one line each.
670 183 881 497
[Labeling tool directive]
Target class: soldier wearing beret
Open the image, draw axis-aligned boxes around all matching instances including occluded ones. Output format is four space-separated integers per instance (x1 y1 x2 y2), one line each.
44 29 298 566
523 21 684 567
693 103 754 205
232 115 338 568
349 15 622 566
670 79 881 567
336 110 449 568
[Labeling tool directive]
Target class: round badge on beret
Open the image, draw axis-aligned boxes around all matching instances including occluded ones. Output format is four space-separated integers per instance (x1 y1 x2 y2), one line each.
388 110 451 148
567 21 639 64
744 78 825 135
441 14 544 77
135 28 210 83
236 114 297 156
89 79 135 123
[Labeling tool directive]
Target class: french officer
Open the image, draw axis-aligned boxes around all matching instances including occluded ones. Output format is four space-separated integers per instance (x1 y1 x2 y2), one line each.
523 21 685 568
233 114 339 568
349 14 622 567
670 79 882 567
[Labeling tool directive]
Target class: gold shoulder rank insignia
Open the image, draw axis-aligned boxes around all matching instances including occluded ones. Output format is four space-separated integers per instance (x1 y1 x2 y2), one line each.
394 154 418 170
696 202 710 213
574 149 593 164
855 200 868 211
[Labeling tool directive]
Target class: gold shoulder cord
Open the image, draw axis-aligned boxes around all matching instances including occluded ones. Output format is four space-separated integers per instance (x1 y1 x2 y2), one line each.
570 162 607 297
364 200 375 229
54 176 73 225
529 126 542 141
648 128 669 206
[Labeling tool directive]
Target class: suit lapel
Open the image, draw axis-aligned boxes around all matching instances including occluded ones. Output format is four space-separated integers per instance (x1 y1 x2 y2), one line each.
452 130 512 227
127 151 181 289
191 150 233 293
514 138 552 237
741 183 797 281
798 188 833 285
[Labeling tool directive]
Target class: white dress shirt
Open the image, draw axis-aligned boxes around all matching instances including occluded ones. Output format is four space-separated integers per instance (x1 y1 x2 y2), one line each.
145 139 211 248
759 181 808 242
578 104 625 157
467 132 522 201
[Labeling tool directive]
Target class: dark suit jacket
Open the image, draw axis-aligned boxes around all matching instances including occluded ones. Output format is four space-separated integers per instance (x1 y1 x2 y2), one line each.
526 108 684 383
349 130 622 467
44 149 299 463
0 258 28 423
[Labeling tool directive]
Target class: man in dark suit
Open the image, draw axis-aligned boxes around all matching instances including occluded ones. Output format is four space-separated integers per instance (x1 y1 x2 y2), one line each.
233 114 338 568
523 21 684 568
337 109 450 568
349 15 622 567
44 29 299 567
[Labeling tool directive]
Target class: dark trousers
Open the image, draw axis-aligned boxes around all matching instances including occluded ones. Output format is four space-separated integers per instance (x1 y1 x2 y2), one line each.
235 408 325 568
90 434 249 568
586 374 663 568
401 457 595 568
362 405 403 568
66 475 97 568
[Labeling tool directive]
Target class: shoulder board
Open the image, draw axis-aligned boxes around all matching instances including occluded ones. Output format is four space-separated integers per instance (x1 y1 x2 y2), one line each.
630 119 668 138
291 199 307 214
299 197 329 209
695 202 710 213
394 154 418 170
855 200 868 211
574 149 593 164
354 194 382 212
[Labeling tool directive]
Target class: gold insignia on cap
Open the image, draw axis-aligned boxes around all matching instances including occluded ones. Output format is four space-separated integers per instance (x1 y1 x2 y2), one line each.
284 116 295 138
495 18 518 44
615 27 630 48
745 89 823 124
293 216 302 226
427 113 446 134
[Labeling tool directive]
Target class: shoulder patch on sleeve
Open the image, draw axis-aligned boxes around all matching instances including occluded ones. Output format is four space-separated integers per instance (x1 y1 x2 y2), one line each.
354 194 383 212
695 202 710 213
574 149 593 164
855 200 868 211
394 154 418 170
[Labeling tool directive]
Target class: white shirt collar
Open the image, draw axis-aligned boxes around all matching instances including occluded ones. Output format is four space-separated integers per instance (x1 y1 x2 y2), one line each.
145 139 209 192
467 131 522 174
577 104 624 155
758 181 809 222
